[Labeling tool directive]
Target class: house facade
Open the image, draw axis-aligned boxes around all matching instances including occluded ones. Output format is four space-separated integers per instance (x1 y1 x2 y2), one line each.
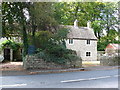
65 20 97 61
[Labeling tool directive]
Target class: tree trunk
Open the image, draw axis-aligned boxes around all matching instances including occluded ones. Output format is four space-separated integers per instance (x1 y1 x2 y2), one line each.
22 23 28 56
98 31 101 40
94 30 97 38
2 19 6 37
32 20 36 46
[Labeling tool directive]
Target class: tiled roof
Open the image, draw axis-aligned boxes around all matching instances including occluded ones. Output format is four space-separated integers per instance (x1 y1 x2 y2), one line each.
106 44 120 49
61 25 97 40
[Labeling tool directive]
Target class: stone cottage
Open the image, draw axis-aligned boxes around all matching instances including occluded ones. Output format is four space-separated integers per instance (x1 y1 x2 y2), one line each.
65 20 97 61
0 37 22 62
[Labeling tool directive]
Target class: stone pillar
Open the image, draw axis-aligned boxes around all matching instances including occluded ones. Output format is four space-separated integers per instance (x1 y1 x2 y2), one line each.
1 50 4 56
10 49 13 62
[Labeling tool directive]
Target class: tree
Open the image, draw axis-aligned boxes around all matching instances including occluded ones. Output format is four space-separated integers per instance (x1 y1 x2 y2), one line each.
53 2 119 39
0 3 2 38
27 2 58 46
2 2 29 56
100 3 118 37
53 2 105 26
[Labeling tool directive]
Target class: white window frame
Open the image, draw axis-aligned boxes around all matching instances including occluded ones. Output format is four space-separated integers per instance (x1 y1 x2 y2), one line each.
69 38 74 45
86 40 90 44
86 52 91 56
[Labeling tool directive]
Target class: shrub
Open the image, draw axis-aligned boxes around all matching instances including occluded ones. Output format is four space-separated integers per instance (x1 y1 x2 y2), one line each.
35 51 46 59
33 28 79 65
64 53 79 62
35 31 52 49
35 44 79 65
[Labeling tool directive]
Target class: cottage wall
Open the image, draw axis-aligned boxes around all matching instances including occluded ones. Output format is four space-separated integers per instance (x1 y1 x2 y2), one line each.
66 39 97 61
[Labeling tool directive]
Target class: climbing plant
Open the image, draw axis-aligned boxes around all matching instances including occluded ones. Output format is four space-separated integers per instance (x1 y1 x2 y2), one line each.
0 40 23 51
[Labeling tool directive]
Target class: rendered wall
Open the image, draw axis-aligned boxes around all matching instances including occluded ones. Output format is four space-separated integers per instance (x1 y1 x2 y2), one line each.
66 39 97 61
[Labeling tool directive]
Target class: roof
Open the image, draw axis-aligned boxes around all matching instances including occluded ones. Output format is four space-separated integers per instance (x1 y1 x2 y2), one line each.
64 25 97 40
106 44 120 50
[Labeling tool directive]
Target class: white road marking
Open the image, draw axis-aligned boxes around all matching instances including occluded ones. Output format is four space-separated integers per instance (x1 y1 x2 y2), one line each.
114 75 120 77
0 84 27 87
61 75 119 83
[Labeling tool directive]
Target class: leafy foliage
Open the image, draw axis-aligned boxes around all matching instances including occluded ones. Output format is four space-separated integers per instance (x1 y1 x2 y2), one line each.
34 28 79 64
53 28 69 43
0 40 23 51
34 31 52 49
28 28 68 49
97 34 120 51
35 45 79 65
53 2 119 47
2 2 119 60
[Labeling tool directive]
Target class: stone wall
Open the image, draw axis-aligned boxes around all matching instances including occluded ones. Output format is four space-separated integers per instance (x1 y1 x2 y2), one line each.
99 55 120 66
23 55 82 69
97 51 105 61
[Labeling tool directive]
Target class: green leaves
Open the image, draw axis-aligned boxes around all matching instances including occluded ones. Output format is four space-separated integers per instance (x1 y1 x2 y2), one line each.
0 40 22 51
34 31 52 49
2 2 119 54
53 2 105 26
53 28 69 43
2 2 27 37
29 2 57 31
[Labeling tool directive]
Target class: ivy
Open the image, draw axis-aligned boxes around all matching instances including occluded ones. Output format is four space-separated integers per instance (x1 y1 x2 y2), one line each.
0 40 23 51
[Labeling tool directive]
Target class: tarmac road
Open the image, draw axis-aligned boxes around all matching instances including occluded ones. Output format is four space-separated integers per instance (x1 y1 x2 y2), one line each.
1 69 119 88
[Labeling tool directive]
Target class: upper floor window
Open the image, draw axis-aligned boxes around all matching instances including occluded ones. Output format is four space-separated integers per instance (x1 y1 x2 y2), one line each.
86 52 91 56
69 39 73 44
87 40 90 44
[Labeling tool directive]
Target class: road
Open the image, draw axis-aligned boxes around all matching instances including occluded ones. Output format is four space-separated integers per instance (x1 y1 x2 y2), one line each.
1 69 119 88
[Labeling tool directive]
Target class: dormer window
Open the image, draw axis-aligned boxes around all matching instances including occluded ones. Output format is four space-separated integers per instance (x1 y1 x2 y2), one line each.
69 39 73 44
87 40 90 44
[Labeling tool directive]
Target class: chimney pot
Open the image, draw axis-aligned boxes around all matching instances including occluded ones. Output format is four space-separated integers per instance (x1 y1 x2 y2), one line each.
87 21 91 28
74 19 78 27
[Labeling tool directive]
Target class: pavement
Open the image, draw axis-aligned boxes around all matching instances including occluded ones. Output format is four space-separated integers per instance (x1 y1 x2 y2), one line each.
1 62 120 76
1 65 120 76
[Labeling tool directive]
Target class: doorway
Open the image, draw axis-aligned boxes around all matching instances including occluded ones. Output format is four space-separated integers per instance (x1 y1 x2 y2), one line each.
4 49 10 61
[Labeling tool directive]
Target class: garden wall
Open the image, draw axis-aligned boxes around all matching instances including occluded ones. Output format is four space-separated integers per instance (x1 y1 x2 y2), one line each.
99 55 120 66
23 55 82 69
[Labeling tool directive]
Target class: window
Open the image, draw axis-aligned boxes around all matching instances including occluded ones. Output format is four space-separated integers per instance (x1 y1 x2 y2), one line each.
86 52 91 56
69 39 73 44
87 40 90 44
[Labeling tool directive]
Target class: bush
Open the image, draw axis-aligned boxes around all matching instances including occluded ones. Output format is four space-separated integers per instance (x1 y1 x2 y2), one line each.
33 28 79 65
35 44 79 65
35 51 46 59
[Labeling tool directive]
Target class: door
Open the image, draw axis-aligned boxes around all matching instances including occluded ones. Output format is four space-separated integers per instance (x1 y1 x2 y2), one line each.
4 49 10 60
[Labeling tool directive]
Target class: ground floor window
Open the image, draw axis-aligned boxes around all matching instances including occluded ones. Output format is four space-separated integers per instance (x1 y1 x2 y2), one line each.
86 52 91 56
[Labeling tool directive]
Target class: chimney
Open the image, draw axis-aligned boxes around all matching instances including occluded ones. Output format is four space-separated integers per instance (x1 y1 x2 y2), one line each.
74 19 78 27
87 21 91 28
